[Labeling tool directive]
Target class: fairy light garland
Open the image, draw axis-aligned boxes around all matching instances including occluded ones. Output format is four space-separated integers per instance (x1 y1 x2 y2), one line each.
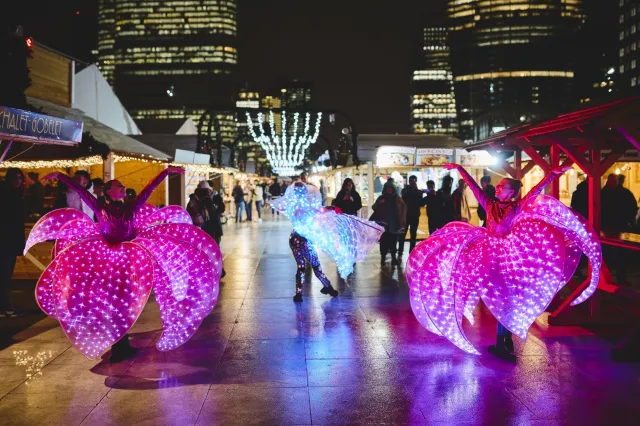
0 155 104 169
246 110 322 176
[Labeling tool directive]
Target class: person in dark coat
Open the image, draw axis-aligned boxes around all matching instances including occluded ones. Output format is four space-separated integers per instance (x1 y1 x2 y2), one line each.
398 175 425 256
436 175 455 228
477 176 496 227
25 172 44 218
370 180 407 266
332 178 363 216
269 180 282 215
0 168 26 317
424 180 439 235
570 178 589 219
196 182 227 278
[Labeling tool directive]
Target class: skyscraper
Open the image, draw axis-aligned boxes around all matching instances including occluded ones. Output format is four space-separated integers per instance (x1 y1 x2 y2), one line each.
411 27 458 136
97 0 238 136
281 80 312 110
619 0 640 93
447 0 584 142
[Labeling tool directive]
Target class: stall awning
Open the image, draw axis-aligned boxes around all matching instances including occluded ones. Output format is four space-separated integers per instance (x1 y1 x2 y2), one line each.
27 97 169 160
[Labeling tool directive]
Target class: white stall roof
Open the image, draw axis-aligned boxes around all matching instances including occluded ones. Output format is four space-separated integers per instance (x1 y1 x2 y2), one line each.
73 65 142 136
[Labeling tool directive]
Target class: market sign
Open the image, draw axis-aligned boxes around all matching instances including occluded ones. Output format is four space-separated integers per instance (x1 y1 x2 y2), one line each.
415 148 454 166
456 149 494 167
376 146 416 167
0 105 83 146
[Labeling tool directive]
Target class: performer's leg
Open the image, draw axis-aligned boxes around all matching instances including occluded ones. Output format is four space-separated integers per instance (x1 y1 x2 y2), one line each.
409 216 419 254
306 243 338 297
110 334 136 363
289 233 306 302
489 322 516 362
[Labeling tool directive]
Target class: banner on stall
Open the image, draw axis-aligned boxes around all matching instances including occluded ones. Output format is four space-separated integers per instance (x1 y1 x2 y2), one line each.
376 146 416 167
0 105 83 145
456 149 493 167
415 148 454 166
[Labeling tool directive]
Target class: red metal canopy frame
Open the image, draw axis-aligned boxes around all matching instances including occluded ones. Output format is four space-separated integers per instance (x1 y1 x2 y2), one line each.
466 97 640 324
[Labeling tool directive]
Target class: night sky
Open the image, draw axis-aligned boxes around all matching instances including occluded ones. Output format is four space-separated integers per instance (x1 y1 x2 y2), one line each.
13 0 445 134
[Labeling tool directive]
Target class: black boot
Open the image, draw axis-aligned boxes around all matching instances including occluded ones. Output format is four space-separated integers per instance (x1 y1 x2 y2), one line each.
110 335 137 363
293 293 303 303
320 285 339 297
504 334 515 354
489 334 516 362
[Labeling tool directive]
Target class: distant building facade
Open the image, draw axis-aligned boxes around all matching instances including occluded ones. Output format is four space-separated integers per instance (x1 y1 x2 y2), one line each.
411 27 458 137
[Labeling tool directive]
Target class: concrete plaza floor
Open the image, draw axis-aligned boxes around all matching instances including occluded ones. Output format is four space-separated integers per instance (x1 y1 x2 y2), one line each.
1 215 639 425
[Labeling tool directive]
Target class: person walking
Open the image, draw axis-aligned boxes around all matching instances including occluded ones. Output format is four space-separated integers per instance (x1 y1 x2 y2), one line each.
477 176 496 227
332 178 362 216
398 175 425 257
0 168 26 318
319 179 327 206
232 181 245 223
269 180 282 215
370 180 407 266
245 183 254 222
254 181 263 221
190 181 227 278
424 180 439 235
452 179 472 223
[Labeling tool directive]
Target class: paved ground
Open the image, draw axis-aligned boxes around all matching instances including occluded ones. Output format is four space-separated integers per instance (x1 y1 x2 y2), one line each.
1 214 639 425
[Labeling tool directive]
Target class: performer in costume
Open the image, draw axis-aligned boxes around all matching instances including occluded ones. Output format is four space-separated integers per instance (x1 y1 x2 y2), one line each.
272 177 384 302
406 163 602 361
25 167 223 361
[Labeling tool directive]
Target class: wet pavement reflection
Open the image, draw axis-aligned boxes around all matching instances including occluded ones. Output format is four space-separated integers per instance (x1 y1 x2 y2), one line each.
0 216 639 425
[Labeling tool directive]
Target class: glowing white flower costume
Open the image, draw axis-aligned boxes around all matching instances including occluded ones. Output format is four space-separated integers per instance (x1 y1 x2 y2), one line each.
271 183 384 278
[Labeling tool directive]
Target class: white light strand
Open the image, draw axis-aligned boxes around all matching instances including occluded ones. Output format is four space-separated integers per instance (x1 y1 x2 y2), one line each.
246 110 322 176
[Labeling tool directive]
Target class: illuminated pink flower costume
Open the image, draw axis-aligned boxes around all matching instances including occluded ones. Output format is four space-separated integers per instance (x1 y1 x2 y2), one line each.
406 168 602 354
24 170 222 359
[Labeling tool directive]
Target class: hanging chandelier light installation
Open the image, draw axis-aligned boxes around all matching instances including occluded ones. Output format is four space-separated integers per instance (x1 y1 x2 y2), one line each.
246 110 322 176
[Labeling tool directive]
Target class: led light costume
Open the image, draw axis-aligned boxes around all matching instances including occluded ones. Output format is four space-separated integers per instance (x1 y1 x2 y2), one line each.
406 165 602 354
24 169 222 359
272 183 384 295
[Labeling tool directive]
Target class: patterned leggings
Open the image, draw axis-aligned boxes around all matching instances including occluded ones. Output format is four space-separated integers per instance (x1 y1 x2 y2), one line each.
289 232 331 294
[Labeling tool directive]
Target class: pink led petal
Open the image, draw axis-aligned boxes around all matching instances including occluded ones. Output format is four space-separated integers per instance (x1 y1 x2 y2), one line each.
53 218 100 257
134 203 159 231
138 223 223 281
140 238 218 351
24 208 95 254
136 205 192 231
517 196 602 305
53 238 154 359
35 257 58 319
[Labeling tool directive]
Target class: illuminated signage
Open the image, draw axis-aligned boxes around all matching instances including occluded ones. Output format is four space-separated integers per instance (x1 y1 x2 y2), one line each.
0 106 83 145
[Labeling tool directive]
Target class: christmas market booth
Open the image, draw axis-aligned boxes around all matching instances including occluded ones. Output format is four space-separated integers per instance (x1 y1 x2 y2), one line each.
0 97 171 209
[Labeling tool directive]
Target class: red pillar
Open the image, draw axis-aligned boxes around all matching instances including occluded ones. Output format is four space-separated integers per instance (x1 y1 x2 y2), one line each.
590 148 601 233
550 144 560 199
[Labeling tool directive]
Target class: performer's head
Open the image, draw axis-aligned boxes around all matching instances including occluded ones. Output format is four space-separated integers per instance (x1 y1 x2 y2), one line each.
104 180 126 202
495 178 522 201
342 178 354 192
480 175 491 189
74 170 91 189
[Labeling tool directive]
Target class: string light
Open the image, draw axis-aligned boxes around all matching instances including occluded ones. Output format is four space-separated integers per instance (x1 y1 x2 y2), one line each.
0 156 104 169
406 195 602 354
246 110 322 176
271 184 384 278
25 201 222 359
